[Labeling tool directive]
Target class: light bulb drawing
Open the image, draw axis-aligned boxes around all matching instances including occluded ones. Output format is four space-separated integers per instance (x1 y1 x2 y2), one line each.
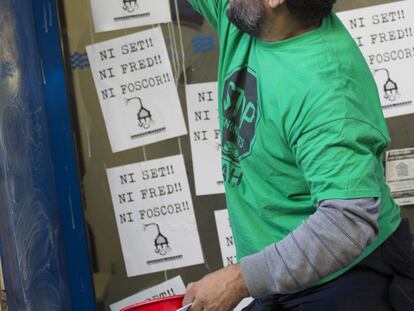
144 223 171 256
125 97 154 130
373 68 401 102
122 0 139 13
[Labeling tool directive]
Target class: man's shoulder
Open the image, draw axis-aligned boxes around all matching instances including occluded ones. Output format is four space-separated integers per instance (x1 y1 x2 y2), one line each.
319 13 367 66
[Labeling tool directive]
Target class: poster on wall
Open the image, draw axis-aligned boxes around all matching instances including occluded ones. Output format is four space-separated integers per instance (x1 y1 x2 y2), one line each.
106 155 204 277
214 209 237 267
110 276 186 311
337 0 414 118
185 82 224 196
86 27 187 153
90 0 172 33
386 147 414 206
214 209 254 311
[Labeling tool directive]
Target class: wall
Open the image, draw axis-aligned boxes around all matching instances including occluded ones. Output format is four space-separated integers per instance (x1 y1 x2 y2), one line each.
60 1 223 308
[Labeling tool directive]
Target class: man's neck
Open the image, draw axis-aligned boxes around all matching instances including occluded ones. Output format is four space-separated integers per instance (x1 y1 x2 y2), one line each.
258 9 321 42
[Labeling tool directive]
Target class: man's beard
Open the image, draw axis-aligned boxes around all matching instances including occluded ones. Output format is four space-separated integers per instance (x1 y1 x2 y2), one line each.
226 0 265 37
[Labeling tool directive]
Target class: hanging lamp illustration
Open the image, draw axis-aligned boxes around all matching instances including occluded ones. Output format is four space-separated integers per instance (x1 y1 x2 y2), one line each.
122 0 139 13
144 223 171 256
373 68 401 102
126 97 154 129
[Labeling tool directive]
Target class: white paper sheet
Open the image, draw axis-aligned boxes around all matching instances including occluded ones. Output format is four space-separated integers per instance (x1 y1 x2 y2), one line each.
110 276 186 311
337 0 414 118
87 27 187 153
106 155 204 277
234 298 254 311
214 209 237 267
185 82 225 196
386 147 414 206
214 210 254 310
90 0 172 33
176 304 192 311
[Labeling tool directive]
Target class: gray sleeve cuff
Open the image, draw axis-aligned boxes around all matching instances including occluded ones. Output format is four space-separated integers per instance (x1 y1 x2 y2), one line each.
240 248 276 298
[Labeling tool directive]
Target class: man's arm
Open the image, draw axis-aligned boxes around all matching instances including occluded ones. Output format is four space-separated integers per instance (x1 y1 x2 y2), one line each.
237 118 388 296
183 198 380 310
241 197 380 296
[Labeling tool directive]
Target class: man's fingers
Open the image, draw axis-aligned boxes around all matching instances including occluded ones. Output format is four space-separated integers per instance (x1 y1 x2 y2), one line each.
188 299 203 311
182 293 194 306
186 282 195 291
183 283 196 306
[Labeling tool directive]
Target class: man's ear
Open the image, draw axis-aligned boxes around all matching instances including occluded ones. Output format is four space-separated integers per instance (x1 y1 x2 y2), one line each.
268 0 285 9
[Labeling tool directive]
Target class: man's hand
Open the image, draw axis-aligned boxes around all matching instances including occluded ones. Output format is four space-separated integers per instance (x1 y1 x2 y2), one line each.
183 264 250 311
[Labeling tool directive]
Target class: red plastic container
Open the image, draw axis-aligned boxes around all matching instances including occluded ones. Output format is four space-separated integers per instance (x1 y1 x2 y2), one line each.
121 294 185 311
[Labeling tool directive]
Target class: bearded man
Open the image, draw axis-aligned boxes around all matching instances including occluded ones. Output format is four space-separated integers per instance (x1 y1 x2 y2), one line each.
183 1 414 310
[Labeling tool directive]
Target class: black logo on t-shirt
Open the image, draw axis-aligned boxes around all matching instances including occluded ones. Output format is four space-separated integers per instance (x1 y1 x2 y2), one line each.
221 67 259 186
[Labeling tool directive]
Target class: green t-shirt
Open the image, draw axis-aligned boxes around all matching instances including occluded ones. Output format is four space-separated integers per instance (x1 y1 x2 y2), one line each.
190 0 401 285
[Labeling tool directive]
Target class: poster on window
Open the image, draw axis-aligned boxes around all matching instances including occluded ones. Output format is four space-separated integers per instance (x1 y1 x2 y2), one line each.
110 276 186 311
337 0 414 118
214 209 237 267
214 209 254 310
106 155 204 277
185 82 224 196
86 27 187 153
90 0 172 33
386 147 414 206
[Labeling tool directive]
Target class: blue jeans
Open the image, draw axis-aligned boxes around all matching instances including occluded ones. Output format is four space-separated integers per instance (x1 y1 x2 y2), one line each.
243 220 414 311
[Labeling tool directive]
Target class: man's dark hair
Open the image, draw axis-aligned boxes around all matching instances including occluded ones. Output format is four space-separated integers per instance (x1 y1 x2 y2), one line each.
286 0 337 20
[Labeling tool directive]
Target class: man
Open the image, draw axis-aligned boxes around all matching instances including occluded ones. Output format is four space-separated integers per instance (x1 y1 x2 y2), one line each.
183 0 414 310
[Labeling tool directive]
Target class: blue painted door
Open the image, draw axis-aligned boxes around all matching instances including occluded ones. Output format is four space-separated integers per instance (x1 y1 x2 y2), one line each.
0 0 95 310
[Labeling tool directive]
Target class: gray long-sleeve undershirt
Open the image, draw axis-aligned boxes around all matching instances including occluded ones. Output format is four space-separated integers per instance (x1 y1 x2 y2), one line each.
240 198 380 297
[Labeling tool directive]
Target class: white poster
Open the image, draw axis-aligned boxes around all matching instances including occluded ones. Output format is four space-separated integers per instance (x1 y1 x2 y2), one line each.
214 209 254 310
214 209 238 267
337 0 414 118
386 147 414 206
110 276 186 311
185 82 224 196
106 155 204 277
87 27 187 153
90 0 172 33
